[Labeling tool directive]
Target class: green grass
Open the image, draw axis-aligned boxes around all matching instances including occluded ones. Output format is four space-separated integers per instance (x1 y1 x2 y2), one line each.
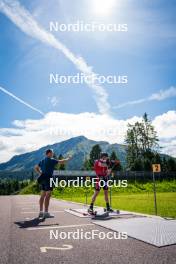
20 181 40 194
52 180 176 218
20 180 176 218
53 191 176 218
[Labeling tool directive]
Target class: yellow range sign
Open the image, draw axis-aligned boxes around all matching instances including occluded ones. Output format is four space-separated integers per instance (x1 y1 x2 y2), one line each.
152 164 161 173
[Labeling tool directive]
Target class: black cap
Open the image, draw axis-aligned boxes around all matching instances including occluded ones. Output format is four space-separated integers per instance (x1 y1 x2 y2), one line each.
100 152 109 158
45 149 53 155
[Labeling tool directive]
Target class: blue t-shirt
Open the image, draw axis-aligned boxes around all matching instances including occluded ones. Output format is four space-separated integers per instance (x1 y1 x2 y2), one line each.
38 157 58 176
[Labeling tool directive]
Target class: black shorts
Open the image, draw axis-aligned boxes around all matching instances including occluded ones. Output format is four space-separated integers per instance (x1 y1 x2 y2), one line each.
95 176 109 191
40 179 53 191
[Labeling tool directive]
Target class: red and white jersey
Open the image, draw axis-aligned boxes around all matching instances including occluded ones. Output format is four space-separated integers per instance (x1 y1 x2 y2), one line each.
94 159 108 177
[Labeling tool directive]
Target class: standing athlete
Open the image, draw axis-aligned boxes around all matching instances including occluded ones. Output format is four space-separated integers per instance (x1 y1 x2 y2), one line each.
88 152 113 214
34 149 71 218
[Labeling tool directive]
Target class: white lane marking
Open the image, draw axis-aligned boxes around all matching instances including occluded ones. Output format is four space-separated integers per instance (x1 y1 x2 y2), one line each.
16 206 37 209
21 207 38 210
16 203 36 205
21 210 65 214
40 244 73 253
27 223 94 231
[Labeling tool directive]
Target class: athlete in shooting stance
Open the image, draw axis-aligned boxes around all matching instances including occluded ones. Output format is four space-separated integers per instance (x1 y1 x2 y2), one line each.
88 152 113 214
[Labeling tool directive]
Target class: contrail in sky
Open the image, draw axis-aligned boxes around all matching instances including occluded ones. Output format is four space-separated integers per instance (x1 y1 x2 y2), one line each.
113 86 176 109
0 86 44 116
0 0 110 115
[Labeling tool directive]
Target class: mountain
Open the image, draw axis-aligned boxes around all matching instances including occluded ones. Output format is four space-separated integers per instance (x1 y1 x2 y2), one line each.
0 136 127 174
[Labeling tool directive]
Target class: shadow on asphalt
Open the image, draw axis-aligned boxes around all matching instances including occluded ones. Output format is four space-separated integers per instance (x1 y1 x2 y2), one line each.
14 217 48 228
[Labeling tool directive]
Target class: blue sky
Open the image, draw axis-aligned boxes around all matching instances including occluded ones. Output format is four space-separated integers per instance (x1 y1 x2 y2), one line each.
0 0 176 162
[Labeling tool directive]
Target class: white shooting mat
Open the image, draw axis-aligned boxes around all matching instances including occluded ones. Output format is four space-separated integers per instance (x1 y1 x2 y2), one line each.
92 217 176 247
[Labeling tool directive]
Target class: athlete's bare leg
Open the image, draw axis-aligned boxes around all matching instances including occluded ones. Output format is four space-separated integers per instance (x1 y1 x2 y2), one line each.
39 191 46 211
44 191 52 212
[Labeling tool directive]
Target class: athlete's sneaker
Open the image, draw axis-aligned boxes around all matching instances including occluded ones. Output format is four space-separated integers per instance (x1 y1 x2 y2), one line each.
43 212 54 218
38 211 44 218
106 207 114 213
88 208 95 215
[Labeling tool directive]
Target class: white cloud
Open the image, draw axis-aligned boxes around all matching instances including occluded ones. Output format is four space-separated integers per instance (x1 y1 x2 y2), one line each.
149 86 176 101
0 110 175 163
0 0 110 115
152 110 176 139
113 86 176 109
0 141 8 151
159 138 176 158
13 146 28 153
152 111 176 157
